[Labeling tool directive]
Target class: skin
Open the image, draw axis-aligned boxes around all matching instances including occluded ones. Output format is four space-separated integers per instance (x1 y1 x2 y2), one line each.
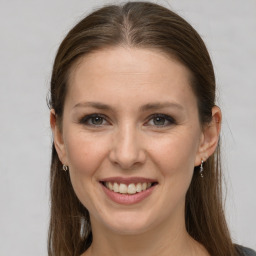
51 47 221 256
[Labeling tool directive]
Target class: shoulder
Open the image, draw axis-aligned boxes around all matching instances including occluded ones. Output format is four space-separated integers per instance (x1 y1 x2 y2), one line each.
236 245 256 256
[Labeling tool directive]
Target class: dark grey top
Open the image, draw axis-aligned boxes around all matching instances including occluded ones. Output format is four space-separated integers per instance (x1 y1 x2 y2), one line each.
238 245 256 256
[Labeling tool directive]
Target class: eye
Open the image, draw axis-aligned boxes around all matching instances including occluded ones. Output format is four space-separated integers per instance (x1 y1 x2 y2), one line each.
146 114 176 127
79 114 109 126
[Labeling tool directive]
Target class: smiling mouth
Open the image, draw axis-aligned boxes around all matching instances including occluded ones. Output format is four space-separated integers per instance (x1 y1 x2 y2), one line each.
101 181 158 195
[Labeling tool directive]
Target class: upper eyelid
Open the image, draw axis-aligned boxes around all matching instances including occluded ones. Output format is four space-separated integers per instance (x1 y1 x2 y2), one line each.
148 113 174 119
146 113 176 122
79 113 109 124
147 113 176 124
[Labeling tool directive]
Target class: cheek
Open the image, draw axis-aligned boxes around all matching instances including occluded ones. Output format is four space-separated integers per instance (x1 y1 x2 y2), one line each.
149 129 200 179
63 131 110 208
148 130 200 214
65 131 106 172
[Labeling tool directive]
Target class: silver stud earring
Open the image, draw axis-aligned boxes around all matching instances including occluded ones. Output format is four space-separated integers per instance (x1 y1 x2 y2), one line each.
199 160 204 178
63 164 69 172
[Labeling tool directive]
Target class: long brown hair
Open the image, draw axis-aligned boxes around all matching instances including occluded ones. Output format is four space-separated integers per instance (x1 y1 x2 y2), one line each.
48 2 239 255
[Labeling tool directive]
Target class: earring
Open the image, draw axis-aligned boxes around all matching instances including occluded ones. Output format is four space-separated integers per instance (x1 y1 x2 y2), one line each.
199 160 204 178
63 164 69 172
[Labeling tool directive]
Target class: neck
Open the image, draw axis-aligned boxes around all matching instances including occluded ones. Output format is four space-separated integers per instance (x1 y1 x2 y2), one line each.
83 216 208 256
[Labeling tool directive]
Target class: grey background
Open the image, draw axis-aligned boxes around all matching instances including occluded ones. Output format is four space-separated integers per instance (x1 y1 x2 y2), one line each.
0 0 255 255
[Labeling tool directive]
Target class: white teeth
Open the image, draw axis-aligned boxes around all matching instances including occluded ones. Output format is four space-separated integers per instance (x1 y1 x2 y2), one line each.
104 181 154 194
106 182 113 190
127 184 136 194
142 182 147 190
119 183 128 194
113 182 119 192
136 183 142 193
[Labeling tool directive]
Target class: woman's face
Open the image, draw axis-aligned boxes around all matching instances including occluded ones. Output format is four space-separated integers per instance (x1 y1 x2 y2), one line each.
54 47 206 235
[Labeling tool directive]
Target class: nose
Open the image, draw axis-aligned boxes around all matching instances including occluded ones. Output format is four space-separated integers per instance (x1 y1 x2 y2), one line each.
109 124 146 170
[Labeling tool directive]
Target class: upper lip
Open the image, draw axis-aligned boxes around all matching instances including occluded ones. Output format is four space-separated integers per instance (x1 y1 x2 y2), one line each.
100 176 158 185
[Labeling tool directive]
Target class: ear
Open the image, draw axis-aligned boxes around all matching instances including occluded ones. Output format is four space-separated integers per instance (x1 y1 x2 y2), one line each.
50 109 68 165
195 106 222 166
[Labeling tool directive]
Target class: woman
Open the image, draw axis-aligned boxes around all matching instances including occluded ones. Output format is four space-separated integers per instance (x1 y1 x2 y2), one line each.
48 2 256 256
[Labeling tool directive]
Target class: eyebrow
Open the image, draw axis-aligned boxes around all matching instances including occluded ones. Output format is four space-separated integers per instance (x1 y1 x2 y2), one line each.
73 102 113 110
72 101 184 112
139 102 184 111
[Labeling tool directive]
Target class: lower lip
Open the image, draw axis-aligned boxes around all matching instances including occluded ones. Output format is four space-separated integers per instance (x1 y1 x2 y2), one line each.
101 183 156 205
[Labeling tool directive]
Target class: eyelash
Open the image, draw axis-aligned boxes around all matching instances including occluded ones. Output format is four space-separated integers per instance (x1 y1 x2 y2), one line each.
79 114 109 127
146 114 176 127
79 113 176 128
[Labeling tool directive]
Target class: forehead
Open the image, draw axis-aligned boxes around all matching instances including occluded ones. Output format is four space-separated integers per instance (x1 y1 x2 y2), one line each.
66 47 197 110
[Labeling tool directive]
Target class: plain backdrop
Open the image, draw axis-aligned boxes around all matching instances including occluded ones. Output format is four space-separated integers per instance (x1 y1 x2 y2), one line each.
0 0 255 255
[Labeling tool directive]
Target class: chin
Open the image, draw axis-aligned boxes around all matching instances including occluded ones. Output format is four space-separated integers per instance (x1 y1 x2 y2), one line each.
98 210 157 235
107 222 152 235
